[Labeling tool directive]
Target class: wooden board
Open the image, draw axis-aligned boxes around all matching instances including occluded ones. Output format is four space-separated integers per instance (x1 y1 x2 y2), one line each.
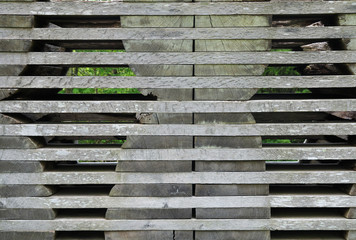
2 122 356 136
2 171 356 185
1 218 356 231
1 2 355 16
0 75 355 89
2 51 356 65
2 99 356 113
4 195 356 209
1 147 355 161
3 26 356 40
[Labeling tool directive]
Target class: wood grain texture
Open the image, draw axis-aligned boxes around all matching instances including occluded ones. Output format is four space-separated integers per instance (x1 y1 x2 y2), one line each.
2 99 356 113
2 51 355 65
2 122 356 136
1 147 355 161
1 218 356 231
105 231 192 240
1 2 355 15
4 195 356 209
0 75 355 89
2 27 356 40
2 171 356 185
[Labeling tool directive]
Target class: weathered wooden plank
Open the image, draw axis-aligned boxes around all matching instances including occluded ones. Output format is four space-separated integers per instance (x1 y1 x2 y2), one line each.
195 231 269 240
109 184 192 197
1 171 356 185
0 147 355 161
0 185 55 197
2 123 356 136
0 2 355 15
0 232 55 240
105 231 192 240
2 99 356 113
0 15 34 28
0 75 355 89
3 26 356 40
2 51 355 65
4 195 356 209
1 218 356 231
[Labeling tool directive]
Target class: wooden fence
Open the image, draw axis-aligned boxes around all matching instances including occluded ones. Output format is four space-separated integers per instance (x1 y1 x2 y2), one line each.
0 0 356 239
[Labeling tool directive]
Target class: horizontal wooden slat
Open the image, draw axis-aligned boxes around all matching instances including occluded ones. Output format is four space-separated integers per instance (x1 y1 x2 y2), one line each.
0 147 354 161
1 171 355 185
2 27 356 40
2 123 356 136
0 1 354 15
1 75 355 89
1 195 356 209
0 218 355 231
1 99 355 113
1 51 355 65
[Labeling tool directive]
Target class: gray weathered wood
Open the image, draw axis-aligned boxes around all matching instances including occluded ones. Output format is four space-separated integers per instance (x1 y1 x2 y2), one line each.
0 75 355 89
195 231 269 240
109 184 192 197
1 218 356 231
0 209 56 220
4 26 356 40
106 209 192 219
2 123 356 136
346 231 356 240
0 185 55 197
0 15 34 28
2 171 356 185
0 232 55 240
1 2 355 16
4 195 356 209
2 51 355 65
105 231 192 240
0 147 355 161
2 99 356 113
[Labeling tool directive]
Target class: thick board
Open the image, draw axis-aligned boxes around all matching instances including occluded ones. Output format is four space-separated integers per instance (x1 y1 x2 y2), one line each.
1 171 356 185
1 99 356 113
2 122 356 136
0 2 355 15
1 218 356 231
1 51 355 65
0 147 355 161
3 195 356 209
1 27 356 40
0 75 355 89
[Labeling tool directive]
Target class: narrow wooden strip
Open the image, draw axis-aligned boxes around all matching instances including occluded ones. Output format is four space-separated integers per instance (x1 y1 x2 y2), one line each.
2 195 356 209
2 123 356 136
0 218 355 231
1 171 355 185
0 1 354 15
1 99 356 113
1 51 355 65
0 147 355 161
1 76 355 89
2 27 356 40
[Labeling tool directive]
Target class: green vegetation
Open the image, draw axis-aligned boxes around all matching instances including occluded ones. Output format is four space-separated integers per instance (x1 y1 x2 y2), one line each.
59 50 140 94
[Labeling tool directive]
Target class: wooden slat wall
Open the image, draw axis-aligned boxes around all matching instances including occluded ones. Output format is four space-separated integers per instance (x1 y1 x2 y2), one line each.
1 0 356 240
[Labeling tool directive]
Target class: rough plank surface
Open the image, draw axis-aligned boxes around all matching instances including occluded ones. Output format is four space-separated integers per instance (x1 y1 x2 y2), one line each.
1 147 355 161
0 75 355 89
2 27 356 40
2 123 356 136
2 171 356 185
1 218 356 231
2 99 356 113
3 195 355 209
2 51 355 65
105 231 192 240
1 2 355 15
